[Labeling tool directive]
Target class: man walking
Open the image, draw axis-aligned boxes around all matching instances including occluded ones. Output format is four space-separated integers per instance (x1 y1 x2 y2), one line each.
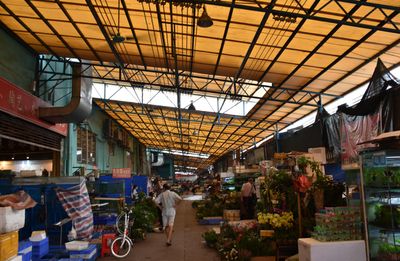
155 183 182 246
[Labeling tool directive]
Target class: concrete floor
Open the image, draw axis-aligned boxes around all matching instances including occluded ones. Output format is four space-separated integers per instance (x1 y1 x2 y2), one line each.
102 198 220 261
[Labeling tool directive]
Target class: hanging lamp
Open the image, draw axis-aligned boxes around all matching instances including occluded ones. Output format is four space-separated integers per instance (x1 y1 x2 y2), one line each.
197 6 213 28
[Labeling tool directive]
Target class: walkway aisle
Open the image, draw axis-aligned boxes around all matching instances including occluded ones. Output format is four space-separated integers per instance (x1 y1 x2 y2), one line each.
103 199 220 261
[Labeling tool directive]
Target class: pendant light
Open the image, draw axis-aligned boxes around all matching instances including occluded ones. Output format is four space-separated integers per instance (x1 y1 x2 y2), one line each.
197 6 213 28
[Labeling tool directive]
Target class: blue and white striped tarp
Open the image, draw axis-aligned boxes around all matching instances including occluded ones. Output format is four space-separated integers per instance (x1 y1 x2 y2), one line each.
55 180 93 240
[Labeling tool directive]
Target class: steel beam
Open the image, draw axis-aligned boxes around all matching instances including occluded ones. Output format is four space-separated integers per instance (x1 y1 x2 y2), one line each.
194 0 400 34
0 2 57 57
25 0 80 60
121 0 147 68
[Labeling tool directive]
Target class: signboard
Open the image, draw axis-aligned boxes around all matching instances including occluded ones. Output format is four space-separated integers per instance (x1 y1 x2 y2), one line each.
112 168 131 178
0 77 68 136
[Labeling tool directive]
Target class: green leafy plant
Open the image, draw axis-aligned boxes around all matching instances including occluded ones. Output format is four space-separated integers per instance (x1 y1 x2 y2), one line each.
374 204 400 228
379 242 400 254
224 192 241 210
268 170 293 195
129 195 159 235
202 230 219 248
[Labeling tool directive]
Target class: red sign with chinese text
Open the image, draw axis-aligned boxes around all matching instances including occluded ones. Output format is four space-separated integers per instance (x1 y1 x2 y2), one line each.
0 77 68 136
112 168 131 178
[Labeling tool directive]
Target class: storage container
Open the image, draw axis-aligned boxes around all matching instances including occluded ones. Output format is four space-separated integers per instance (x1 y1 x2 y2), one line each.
93 214 117 225
7 255 22 261
0 207 25 234
0 230 18 261
31 237 49 259
223 210 240 221
65 241 89 251
69 244 96 260
18 241 32 261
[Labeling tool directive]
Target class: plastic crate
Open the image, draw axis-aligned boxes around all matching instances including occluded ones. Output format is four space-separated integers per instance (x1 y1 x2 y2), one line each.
93 214 117 225
198 219 209 225
18 241 32 261
0 230 18 261
97 181 125 196
31 237 49 259
207 219 224 225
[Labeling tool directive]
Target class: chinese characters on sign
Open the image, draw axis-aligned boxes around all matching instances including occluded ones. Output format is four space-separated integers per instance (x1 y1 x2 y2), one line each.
0 77 68 136
112 168 131 178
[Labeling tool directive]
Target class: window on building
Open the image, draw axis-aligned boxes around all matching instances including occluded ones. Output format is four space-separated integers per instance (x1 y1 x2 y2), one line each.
77 126 96 165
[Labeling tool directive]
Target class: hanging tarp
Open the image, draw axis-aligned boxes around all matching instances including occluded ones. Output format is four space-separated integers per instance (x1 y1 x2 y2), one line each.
338 59 399 116
340 113 380 168
321 59 400 166
55 180 93 240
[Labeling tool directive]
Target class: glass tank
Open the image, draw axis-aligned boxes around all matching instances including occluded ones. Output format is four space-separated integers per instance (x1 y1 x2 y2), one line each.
361 150 400 261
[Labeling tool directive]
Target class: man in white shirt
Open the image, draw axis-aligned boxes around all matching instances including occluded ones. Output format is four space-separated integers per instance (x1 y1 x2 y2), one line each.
155 183 182 246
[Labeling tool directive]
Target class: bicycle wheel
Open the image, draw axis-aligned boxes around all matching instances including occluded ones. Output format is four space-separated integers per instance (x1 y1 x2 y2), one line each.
115 213 125 235
111 236 131 258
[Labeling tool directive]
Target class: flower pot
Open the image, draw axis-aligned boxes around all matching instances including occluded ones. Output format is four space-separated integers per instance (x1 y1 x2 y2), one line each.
251 256 276 261
259 230 274 238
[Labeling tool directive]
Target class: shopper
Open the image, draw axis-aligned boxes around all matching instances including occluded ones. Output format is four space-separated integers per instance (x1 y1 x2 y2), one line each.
155 183 182 246
241 178 256 219
131 184 138 202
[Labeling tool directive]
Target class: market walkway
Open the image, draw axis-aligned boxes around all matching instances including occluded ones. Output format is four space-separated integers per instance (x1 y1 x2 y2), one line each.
102 196 220 261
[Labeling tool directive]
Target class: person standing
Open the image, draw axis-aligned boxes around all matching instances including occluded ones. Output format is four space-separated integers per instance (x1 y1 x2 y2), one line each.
241 178 256 219
155 183 182 246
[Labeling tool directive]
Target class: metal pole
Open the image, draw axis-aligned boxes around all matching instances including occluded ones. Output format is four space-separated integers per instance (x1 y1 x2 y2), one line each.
359 155 370 260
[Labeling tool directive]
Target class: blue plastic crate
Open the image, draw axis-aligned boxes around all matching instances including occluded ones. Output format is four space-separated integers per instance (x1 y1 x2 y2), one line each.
69 244 97 260
48 245 69 257
198 219 209 225
18 241 33 261
31 237 49 259
207 219 223 225
93 214 117 225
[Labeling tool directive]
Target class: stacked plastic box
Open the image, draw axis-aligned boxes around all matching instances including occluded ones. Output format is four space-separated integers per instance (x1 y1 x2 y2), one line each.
0 206 25 260
69 244 97 261
31 237 49 260
18 241 32 261
312 206 362 241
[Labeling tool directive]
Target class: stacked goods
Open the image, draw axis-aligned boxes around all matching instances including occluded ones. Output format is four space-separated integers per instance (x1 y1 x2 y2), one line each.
0 207 25 234
312 207 362 241
0 206 25 261
0 230 19 261
69 244 97 261
223 210 240 221
18 241 32 261
31 237 49 260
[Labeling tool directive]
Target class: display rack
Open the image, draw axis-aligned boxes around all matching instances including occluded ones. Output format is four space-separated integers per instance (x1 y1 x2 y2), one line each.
361 150 400 261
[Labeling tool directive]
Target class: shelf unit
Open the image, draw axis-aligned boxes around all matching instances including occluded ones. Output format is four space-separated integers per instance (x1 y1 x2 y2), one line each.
361 150 400 261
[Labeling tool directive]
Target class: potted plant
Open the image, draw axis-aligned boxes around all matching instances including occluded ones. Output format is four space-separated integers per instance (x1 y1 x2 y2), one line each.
202 230 219 248
378 241 400 261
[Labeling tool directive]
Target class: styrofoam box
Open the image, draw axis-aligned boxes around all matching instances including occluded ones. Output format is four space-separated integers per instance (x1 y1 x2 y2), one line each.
298 238 366 261
65 241 89 251
0 207 25 234
7 255 22 261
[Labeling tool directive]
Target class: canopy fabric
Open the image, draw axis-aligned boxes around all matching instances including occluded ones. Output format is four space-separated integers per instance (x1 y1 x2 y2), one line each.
0 0 399 169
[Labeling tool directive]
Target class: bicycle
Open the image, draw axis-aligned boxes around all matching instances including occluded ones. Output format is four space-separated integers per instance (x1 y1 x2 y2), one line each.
111 207 134 258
